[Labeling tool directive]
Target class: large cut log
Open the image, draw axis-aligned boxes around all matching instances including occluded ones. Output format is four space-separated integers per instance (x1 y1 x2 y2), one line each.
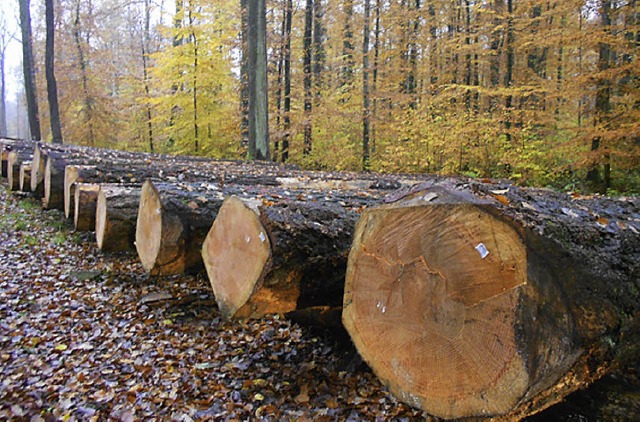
7 148 33 191
95 185 141 251
19 162 33 192
74 183 101 231
342 179 640 420
201 191 377 320
136 180 224 276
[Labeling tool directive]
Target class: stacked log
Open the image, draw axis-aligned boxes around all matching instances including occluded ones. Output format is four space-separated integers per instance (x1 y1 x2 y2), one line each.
201 189 378 320
74 183 101 231
135 180 225 276
342 178 640 420
64 164 154 219
95 184 141 251
6 146 34 191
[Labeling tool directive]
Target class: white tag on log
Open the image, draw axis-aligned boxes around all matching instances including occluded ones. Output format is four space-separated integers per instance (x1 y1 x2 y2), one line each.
259 232 267 243
475 243 489 259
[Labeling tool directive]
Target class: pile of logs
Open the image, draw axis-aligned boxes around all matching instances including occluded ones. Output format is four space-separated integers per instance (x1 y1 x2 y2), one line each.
1 137 639 420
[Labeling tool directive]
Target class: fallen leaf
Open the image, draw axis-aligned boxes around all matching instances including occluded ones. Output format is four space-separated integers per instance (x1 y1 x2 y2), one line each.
295 384 310 404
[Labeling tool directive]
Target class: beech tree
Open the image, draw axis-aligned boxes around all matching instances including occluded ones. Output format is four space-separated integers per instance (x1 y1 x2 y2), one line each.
45 0 62 144
19 0 41 141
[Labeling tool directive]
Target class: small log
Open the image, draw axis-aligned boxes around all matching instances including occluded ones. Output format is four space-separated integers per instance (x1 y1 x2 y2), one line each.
43 151 66 210
19 162 32 192
95 185 141 251
135 180 224 276
74 183 101 231
342 179 640 420
202 192 374 320
7 149 33 191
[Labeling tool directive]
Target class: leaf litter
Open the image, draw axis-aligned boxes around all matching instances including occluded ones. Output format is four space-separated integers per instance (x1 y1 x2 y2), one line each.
1 186 638 421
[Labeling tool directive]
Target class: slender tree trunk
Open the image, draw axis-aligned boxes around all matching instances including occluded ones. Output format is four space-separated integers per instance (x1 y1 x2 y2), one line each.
371 0 381 153
587 0 612 192
142 0 154 152
312 0 325 98
247 0 270 160
19 0 41 141
282 0 292 162
303 0 313 155
240 0 249 149
362 0 371 170
188 2 199 154
73 0 95 146
45 0 62 144
0 38 7 137
341 0 354 88
274 7 287 162
504 0 514 142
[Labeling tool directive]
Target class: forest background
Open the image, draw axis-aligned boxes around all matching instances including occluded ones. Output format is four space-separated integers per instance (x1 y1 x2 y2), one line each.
0 0 638 194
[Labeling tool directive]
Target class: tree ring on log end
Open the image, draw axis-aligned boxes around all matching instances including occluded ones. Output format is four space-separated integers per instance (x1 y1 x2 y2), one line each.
202 195 271 319
136 180 166 273
343 203 529 419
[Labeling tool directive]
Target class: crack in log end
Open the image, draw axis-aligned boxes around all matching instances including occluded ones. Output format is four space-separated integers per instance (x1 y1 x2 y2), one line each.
136 180 165 273
202 196 272 320
343 204 529 418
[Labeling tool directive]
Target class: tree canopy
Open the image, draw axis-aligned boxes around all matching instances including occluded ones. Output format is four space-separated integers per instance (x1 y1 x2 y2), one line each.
8 0 640 193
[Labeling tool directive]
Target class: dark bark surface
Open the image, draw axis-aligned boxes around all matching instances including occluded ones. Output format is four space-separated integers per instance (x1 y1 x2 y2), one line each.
343 176 640 419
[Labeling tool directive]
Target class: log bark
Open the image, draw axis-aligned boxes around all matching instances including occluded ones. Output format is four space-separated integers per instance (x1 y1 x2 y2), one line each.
95 185 141 251
135 180 224 276
19 162 32 192
342 179 640 420
74 183 100 231
202 191 376 320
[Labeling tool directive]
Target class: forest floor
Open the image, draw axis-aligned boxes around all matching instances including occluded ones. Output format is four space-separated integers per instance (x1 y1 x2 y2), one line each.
0 184 639 421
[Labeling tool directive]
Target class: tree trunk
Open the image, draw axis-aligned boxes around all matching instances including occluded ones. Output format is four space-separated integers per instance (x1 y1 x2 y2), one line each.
362 0 371 170
135 180 224 276
73 182 100 231
239 0 249 149
202 191 377 320
343 179 640 419
303 0 313 156
247 0 269 160
341 0 355 88
95 184 141 251
18 0 41 141
45 0 63 144
73 0 95 147
0 34 7 138
282 0 292 162
142 0 154 153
